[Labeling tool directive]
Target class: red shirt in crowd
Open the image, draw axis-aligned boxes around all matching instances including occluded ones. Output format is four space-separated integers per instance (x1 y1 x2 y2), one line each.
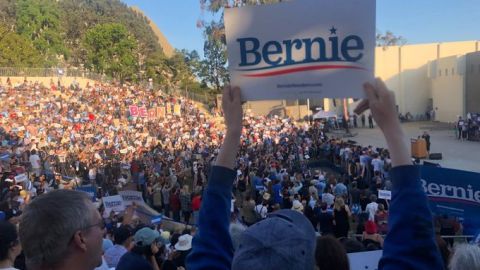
170 191 181 211
192 195 202 211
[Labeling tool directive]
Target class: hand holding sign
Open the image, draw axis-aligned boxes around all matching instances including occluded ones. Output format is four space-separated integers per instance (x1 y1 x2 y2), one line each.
354 79 410 167
354 79 400 133
122 204 136 226
222 86 243 135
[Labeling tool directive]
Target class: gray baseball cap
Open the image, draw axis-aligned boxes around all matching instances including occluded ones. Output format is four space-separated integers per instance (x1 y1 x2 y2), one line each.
232 209 316 270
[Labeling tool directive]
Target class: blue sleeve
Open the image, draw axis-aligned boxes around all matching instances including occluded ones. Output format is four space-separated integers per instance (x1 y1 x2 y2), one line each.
379 165 443 270
186 166 235 270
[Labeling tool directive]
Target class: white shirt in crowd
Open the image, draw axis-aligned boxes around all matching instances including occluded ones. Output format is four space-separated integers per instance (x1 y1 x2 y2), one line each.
366 201 379 221
322 193 335 207
89 168 97 180
254 204 268 219
371 158 384 172
29 154 41 169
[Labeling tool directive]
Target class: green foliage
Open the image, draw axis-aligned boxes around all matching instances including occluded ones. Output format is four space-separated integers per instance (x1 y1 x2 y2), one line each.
58 0 161 66
201 22 228 92
376 30 407 47
145 50 169 87
15 0 67 66
0 26 44 67
0 0 16 26
0 0 211 97
198 0 284 92
83 23 138 81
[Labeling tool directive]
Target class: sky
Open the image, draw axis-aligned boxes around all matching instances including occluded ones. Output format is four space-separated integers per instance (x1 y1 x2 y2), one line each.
122 0 480 58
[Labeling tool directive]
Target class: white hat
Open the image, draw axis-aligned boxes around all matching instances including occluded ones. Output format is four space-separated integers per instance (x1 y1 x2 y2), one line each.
174 234 193 251
291 200 304 212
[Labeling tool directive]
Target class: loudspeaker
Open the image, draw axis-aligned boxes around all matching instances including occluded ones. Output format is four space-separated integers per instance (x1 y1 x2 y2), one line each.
429 153 443 160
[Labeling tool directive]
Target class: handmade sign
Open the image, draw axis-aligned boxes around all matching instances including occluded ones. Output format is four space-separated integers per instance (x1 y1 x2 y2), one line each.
14 174 28 183
348 250 382 270
378 190 392 200
118 190 144 206
102 195 126 215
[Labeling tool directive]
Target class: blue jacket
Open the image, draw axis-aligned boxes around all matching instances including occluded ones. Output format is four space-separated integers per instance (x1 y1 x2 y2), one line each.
186 165 443 270
187 166 235 270
379 165 444 269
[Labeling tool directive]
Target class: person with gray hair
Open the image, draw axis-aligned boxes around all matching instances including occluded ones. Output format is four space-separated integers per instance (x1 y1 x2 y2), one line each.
449 244 480 270
19 189 105 270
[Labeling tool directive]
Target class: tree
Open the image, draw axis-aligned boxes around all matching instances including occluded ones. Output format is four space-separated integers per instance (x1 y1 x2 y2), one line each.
0 0 16 26
182 49 203 79
376 30 407 48
83 23 138 81
197 0 283 92
145 50 170 87
201 23 229 92
200 0 283 13
167 51 192 89
15 0 68 66
0 25 43 67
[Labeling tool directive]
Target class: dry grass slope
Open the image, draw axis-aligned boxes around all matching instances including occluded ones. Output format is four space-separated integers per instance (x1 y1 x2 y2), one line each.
130 6 175 57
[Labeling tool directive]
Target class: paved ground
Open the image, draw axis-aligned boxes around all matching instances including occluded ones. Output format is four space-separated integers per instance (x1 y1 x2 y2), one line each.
327 121 480 173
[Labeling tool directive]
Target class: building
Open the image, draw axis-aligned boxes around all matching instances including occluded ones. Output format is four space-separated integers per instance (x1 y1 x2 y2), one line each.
465 52 480 116
246 40 480 123
378 40 479 123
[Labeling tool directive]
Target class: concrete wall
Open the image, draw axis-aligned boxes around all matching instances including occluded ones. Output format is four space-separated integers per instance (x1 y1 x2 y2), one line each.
431 56 465 122
374 40 479 119
465 52 480 113
245 100 285 117
398 44 438 117
0 76 96 88
439 41 479 58
375 46 401 108
285 105 310 120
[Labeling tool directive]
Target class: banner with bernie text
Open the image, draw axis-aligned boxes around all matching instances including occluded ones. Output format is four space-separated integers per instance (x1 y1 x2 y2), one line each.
420 166 480 235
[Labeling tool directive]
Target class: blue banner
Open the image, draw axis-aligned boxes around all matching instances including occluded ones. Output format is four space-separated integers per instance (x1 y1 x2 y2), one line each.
75 186 96 201
151 215 163 224
420 166 480 235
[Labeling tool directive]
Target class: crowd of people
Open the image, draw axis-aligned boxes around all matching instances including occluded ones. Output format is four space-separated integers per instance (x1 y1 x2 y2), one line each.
456 114 480 141
0 78 479 270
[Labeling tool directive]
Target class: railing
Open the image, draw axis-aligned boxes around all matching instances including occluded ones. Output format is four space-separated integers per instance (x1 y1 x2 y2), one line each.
187 90 214 106
352 234 474 243
0 67 112 82
0 67 212 106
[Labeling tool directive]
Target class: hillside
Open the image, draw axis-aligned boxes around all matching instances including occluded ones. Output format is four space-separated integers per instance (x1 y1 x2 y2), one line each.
0 0 180 83
130 6 174 58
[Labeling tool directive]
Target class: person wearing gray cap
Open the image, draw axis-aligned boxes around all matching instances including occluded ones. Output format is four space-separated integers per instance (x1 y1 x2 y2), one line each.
186 86 316 270
187 81 444 270
116 227 161 270
232 209 316 269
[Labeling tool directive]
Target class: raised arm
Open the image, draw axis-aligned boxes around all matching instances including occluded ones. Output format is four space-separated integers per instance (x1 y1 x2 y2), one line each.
355 79 443 270
186 86 242 270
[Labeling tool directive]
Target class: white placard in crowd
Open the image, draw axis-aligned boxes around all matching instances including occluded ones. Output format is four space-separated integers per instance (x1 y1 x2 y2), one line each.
118 190 145 206
224 0 375 101
348 250 382 270
378 190 392 200
102 195 126 216
14 173 28 183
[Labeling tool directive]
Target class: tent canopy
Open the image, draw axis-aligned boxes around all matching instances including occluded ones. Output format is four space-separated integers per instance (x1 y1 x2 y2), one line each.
313 110 337 120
